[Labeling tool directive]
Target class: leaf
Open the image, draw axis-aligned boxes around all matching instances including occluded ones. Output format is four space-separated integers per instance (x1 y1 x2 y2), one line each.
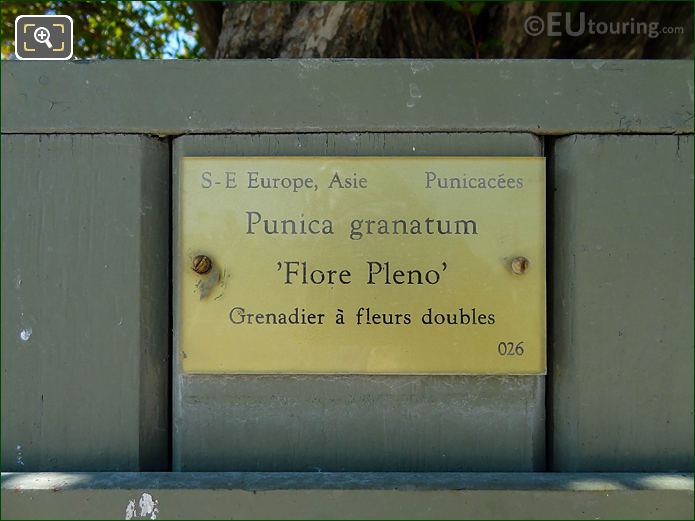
1 1 204 59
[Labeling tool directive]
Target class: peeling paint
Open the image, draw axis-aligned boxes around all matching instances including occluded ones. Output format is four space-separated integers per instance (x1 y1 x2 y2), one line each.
139 493 159 519
125 492 159 520
592 60 606 70
15 445 24 466
297 59 323 70
410 61 433 75
125 500 136 520
406 83 422 108
19 328 32 342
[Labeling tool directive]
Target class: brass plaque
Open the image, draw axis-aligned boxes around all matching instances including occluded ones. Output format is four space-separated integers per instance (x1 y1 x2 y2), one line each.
178 157 545 374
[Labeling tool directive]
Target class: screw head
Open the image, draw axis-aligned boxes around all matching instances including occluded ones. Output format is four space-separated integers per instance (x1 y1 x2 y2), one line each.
192 254 212 274
511 256 530 275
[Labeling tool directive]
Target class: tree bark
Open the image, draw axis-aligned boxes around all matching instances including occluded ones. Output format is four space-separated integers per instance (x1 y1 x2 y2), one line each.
190 2 224 58
212 1 692 59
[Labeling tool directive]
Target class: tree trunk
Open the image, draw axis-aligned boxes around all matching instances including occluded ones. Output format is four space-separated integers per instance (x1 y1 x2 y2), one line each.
190 2 224 58
205 1 692 59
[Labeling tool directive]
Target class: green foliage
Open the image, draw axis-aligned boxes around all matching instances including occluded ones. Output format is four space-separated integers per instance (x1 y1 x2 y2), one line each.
443 1 485 16
1 1 203 59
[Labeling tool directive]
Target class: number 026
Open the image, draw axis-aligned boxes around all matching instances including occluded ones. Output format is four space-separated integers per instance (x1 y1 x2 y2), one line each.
497 341 525 356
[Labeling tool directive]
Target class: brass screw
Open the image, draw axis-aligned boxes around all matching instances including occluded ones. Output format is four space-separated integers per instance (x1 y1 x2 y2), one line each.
511 256 530 275
192 254 212 274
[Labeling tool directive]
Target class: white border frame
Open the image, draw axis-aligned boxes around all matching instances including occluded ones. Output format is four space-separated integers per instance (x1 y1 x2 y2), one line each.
14 14 73 61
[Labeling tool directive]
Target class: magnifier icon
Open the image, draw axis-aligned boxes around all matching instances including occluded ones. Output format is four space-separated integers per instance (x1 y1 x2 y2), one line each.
33 26 53 48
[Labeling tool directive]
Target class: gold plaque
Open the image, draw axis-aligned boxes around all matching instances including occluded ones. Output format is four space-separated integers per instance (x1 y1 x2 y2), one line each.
178 157 545 374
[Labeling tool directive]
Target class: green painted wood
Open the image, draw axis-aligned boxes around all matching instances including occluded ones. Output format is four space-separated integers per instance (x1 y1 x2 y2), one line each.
0 134 170 471
1 472 692 520
551 134 694 471
2 60 692 135
172 133 545 472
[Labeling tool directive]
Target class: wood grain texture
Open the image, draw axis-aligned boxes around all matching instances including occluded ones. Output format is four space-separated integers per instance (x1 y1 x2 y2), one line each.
551 134 694 471
1 134 170 471
2 60 692 135
172 132 545 471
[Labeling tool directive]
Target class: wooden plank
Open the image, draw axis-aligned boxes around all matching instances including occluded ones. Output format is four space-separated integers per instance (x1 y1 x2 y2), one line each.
551 135 694 471
2 60 692 135
2 472 693 520
0 134 170 471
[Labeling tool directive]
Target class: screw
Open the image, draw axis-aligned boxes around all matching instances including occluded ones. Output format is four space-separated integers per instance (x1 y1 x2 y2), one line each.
511 256 530 275
192 254 212 274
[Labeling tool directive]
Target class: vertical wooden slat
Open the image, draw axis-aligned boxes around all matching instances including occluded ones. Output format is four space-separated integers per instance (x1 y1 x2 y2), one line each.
1 134 169 471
